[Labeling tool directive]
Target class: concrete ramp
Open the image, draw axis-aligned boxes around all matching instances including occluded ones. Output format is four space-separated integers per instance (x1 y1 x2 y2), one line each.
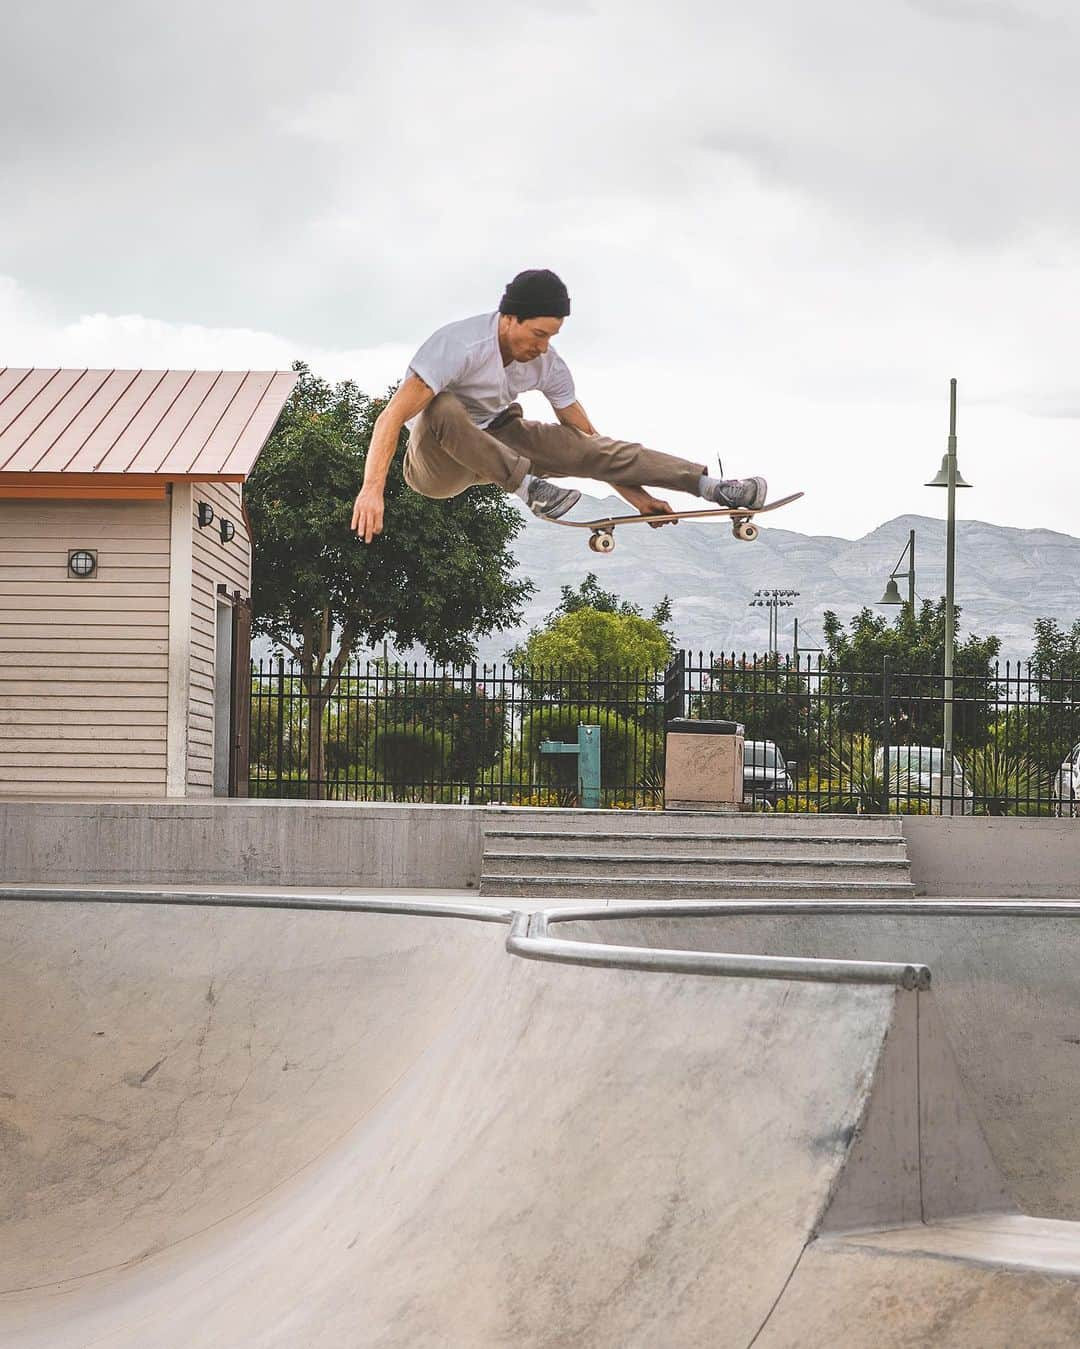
2 894 1080 1345
553 903 1080 1218
0 900 506 1291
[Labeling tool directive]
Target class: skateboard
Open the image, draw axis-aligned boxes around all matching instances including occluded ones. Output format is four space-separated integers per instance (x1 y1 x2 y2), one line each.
551 492 804 553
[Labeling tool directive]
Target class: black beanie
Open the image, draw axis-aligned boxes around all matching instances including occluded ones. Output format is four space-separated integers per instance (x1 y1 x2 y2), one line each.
498 269 571 320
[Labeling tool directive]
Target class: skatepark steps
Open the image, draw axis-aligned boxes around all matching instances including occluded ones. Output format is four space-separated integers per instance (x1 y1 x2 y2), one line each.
3 890 1080 1345
484 806 904 836
485 875 918 900
480 810 914 900
486 829 909 858
486 852 908 881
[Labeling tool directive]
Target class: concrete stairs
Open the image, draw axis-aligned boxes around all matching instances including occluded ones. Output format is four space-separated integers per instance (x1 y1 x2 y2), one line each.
479 808 914 901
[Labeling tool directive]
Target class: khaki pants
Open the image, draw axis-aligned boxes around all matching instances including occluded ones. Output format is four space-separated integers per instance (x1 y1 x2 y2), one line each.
403 392 706 500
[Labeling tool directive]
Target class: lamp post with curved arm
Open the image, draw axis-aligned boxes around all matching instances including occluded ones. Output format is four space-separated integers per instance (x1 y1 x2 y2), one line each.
879 530 916 610
925 378 973 775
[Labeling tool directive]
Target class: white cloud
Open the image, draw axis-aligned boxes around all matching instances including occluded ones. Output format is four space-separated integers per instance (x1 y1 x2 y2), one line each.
2 0 1078 547
0 276 410 394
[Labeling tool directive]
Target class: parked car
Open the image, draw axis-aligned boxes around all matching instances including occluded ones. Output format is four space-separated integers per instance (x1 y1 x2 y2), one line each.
1054 741 1080 818
872 745 975 815
743 740 794 807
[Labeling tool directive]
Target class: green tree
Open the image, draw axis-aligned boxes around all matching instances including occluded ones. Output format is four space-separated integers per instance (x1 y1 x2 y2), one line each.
512 607 673 673
246 363 533 795
248 667 305 790
821 599 1000 748
374 666 507 788
993 618 1080 775
509 572 674 669
508 607 672 736
551 573 673 634
372 725 450 801
1030 617 1080 679
507 575 674 797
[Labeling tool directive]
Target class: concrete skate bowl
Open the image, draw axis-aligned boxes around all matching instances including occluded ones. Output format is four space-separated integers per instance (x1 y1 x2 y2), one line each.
546 900 1080 1220
0 889 1078 1347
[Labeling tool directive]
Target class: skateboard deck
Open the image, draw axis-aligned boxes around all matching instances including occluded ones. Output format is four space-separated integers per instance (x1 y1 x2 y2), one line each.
550 492 803 552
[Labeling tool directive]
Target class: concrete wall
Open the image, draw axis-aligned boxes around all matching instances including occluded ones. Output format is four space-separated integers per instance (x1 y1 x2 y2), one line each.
1 801 1077 896
902 816 1080 898
0 800 484 890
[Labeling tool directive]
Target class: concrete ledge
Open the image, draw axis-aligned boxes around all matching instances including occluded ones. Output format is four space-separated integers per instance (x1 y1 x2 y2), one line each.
0 800 484 890
2 801 1077 899
902 816 1080 898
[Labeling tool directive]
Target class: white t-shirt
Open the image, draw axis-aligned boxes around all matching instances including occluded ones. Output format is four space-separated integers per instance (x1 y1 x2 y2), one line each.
404 311 576 431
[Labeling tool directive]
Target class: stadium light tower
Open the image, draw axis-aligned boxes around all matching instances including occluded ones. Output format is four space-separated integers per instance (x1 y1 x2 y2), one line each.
749 589 800 657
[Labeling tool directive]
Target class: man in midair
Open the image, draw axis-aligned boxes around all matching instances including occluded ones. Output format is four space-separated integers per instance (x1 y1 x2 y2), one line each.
351 268 766 542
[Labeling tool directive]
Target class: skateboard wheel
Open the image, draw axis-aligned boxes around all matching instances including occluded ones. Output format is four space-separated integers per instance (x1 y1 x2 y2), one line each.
734 521 758 542
589 530 616 553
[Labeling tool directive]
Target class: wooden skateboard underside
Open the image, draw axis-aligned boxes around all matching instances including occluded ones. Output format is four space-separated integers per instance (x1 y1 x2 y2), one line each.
551 492 803 552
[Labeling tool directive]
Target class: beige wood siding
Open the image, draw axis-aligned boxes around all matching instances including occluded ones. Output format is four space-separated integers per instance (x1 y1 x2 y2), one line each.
187 483 251 793
0 499 170 796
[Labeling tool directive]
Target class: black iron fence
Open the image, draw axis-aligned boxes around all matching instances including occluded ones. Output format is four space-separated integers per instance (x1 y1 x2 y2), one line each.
248 653 1080 815
249 658 668 808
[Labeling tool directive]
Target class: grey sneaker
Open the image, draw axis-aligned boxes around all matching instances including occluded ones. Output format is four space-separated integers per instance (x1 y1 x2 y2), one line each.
526 478 581 520
705 476 767 510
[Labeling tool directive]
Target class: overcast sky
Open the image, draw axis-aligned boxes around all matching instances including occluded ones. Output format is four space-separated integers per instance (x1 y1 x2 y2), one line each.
2 0 1078 543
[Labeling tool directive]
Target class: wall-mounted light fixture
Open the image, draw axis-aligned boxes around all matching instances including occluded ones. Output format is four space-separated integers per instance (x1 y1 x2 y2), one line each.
197 502 215 528
68 549 98 579
219 518 236 544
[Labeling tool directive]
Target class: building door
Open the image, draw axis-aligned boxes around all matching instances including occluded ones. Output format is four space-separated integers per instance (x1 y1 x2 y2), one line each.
214 599 234 796
229 598 252 797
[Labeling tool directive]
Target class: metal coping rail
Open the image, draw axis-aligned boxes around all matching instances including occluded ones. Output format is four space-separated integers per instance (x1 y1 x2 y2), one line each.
539 899 1080 923
0 888 515 925
20 888 1080 990
509 911 932 991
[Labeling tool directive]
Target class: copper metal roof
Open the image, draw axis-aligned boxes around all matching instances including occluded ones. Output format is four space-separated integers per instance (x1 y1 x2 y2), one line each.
0 369 298 479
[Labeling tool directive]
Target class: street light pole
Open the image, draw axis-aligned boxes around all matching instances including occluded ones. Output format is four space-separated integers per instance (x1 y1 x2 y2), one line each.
925 378 971 782
943 379 958 764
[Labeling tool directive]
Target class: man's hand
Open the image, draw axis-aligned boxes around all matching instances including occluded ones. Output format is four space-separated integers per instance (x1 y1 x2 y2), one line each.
616 485 677 528
351 485 385 544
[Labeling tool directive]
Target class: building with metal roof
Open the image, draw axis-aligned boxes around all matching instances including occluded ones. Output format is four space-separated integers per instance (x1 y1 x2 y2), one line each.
0 368 297 797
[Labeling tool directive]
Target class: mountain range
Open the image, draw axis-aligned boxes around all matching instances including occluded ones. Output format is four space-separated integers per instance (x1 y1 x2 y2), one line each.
471 498 1080 668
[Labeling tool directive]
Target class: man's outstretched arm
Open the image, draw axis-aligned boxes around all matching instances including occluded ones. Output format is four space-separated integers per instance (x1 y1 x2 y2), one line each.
554 401 676 527
554 400 599 436
351 373 436 543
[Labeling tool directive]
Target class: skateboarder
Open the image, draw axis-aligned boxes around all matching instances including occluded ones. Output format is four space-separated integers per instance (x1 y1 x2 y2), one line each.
351 269 766 543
